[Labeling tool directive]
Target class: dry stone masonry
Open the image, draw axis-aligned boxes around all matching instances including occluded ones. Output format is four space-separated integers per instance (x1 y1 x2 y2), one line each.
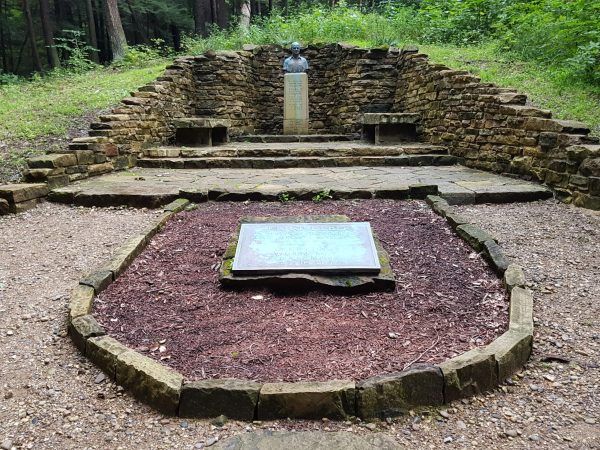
17 43 600 212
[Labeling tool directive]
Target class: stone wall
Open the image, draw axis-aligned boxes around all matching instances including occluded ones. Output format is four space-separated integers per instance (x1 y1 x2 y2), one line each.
24 57 197 187
191 44 401 135
394 50 600 209
25 44 600 210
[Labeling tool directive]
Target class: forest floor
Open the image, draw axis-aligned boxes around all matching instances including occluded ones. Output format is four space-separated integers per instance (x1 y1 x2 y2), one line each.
0 200 599 449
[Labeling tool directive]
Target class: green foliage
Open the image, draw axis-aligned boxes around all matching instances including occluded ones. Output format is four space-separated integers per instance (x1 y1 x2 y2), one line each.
0 71 21 85
53 30 99 73
312 189 333 203
278 192 295 203
420 0 508 44
183 6 427 53
0 62 167 142
115 40 171 69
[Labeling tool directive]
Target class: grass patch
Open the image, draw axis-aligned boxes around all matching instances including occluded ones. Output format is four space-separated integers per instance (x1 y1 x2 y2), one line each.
421 43 600 136
0 62 167 143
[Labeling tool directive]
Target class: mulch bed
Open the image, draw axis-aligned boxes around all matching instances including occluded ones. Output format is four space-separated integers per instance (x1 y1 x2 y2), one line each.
94 199 508 382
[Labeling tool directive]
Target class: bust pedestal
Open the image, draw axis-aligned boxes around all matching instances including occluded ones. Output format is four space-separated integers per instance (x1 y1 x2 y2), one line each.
283 73 309 135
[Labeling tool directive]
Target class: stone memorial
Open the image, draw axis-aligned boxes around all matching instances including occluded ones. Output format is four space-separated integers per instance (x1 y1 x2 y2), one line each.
219 215 396 292
283 42 309 135
232 222 381 275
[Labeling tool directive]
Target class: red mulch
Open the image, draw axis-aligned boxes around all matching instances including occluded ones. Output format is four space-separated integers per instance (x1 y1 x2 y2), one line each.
94 200 508 382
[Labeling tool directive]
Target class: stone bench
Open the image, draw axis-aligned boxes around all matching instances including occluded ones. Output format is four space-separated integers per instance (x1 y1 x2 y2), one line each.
173 118 231 147
362 113 422 144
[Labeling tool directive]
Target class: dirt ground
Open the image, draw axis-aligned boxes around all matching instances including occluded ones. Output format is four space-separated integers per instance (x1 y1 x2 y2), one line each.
0 199 599 449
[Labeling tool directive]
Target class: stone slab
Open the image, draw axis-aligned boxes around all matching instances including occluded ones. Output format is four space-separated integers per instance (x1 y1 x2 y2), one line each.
362 113 420 125
115 351 183 415
213 431 402 450
258 380 355 420
357 365 444 419
439 347 498 402
50 166 552 208
179 379 262 420
220 216 395 292
232 222 381 275
283 73 308 135
0 183 48 204
173 117 231 129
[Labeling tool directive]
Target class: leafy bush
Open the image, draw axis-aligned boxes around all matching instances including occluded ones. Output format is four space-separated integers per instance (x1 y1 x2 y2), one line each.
115 39 171 69
53 30 99 73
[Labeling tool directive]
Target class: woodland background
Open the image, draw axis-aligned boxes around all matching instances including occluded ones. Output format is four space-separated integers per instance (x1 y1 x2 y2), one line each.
0 0 599 182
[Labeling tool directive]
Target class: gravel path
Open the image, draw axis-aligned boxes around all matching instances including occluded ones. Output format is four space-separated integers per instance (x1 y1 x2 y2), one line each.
0 199 599 449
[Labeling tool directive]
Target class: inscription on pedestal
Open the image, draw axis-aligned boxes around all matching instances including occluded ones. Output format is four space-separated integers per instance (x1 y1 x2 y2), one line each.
232 222 380 275
283 73 309 135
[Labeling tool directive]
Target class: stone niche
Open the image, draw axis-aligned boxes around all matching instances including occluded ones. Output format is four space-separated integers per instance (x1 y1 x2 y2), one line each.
192 44 403 136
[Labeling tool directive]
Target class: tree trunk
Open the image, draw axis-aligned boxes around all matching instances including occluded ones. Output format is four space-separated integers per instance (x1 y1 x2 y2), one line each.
193 0 209 36
102 0 127 61
268 0 272 14
210 0 218 24
125 0 147 44
39 0 60 68
282 0 288 17
170 23 181 52
216 0 227 28
85 0 99 62
22 0 42 72
239 0 250 30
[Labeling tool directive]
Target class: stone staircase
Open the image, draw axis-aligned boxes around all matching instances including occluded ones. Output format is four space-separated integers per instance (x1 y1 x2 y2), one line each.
136 136 458 170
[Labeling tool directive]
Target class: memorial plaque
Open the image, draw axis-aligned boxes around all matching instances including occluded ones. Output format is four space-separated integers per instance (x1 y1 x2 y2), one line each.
283 72 309 135
232 222 381 275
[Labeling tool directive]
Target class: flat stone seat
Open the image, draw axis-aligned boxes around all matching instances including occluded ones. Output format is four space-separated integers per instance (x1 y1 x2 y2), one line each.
173 117 231 147
362 113 422 145
362 113 421 125
0 183 48 214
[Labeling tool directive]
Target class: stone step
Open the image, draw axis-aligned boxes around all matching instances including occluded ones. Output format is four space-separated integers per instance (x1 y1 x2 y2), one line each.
143 143 448 159
136 154 459 169
230 134 358 143
0 183 48 214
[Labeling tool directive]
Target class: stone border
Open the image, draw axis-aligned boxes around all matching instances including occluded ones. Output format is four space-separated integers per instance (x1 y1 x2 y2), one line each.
68 197 534 420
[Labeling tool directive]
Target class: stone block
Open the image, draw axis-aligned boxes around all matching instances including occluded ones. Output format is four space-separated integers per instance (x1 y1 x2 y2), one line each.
484 330 532 381
356 365 443 419
509 287 534 334
504 264 525 291
27 153 77 169
163 198 190 213
88 162 114 176
0 198 8 215
0 183 48 203
258 380 355 420
116 351 183 415
86 336 130 380
69 284 95 320
589 177 600 196
11 198 40 213
580 158 600 177
444 212 469 229
68 314 105 352
100 234 147 278
80 270 113 294
456 224 496 252
439 347 498 402
180 379 262 420
373 187 410 199
482 240 510 274
409 184 438 198
47 174 70 189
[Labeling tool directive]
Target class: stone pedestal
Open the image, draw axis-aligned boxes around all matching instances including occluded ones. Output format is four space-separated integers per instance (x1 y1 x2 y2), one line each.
283 73 309 135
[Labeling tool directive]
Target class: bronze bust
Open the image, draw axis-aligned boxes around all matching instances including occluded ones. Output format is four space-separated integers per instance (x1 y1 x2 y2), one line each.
283 42 309 73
